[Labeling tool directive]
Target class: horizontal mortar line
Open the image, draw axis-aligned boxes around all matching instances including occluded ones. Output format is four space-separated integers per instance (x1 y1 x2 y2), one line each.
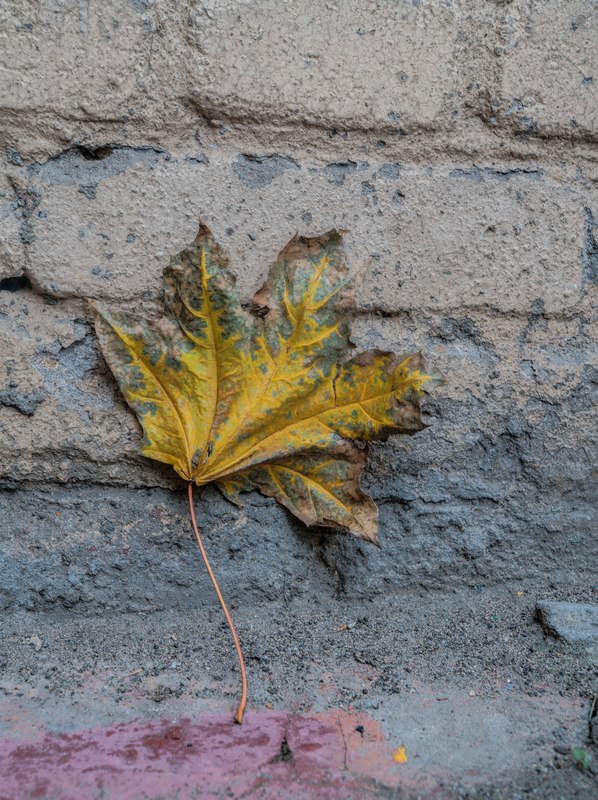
354 306 593 321
218 137 598 167
3 118 598 169
5 148 598 193
4 274 592 321
122 106 598 149
9 145 598 176
55 301 590 322
192 103 598 142
0 479 182 493
0 477 381 499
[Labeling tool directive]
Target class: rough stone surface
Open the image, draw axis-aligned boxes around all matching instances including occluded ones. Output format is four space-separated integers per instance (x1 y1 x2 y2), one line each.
0 1 190 159
536 601 598 649
0 1 597 796
0 173 26 278
498 1 598 141
1 482 597 615
7 153 588 311
186 0 490 133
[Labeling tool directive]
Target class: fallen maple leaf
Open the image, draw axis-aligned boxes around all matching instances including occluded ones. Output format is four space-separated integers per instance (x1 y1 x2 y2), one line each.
93 222 436 722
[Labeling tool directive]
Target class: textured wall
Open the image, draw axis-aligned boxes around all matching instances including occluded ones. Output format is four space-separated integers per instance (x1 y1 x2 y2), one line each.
1 0 597 613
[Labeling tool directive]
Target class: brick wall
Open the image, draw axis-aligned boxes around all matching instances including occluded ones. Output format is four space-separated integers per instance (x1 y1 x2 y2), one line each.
1 1 596 612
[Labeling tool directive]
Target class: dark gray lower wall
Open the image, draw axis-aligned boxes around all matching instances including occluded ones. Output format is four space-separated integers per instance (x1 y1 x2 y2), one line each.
2 468 595 615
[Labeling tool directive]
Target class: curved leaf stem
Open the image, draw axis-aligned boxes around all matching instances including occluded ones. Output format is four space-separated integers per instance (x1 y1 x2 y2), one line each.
187 482 248 724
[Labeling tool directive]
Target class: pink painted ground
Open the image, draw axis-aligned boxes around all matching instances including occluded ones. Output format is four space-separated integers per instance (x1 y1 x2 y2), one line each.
0 710 402 800
0 689 588 798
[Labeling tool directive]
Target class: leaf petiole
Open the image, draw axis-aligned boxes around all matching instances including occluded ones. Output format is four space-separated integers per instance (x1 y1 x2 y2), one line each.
187 482 248 724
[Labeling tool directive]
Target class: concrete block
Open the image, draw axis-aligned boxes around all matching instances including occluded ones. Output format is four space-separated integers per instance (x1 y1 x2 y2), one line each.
16 152 587 314
497 1 598 140
188 0 488 132
358 165 586 314
0 0 187 158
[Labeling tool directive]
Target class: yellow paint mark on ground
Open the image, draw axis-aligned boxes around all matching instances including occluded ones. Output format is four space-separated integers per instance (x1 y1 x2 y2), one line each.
393 746 408 764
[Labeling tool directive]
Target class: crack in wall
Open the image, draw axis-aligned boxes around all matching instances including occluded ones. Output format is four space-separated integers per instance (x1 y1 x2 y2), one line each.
582 207 598 288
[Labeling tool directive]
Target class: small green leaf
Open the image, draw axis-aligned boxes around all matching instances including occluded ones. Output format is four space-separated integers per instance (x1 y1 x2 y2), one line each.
571 747 592 769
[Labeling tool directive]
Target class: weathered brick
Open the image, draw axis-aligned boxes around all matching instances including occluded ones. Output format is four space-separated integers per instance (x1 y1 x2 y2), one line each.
188 0 487 132
20 153 586 314
0 172 25 279
0 1 187 158
364 165 586 314
0 3 145 112
497 0 598 139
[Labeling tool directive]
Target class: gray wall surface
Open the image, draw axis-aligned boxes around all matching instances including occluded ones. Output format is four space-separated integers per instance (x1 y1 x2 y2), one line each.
1 0 597 613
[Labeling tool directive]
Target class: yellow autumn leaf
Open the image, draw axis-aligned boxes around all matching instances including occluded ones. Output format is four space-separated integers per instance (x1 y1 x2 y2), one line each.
94 222 436 544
